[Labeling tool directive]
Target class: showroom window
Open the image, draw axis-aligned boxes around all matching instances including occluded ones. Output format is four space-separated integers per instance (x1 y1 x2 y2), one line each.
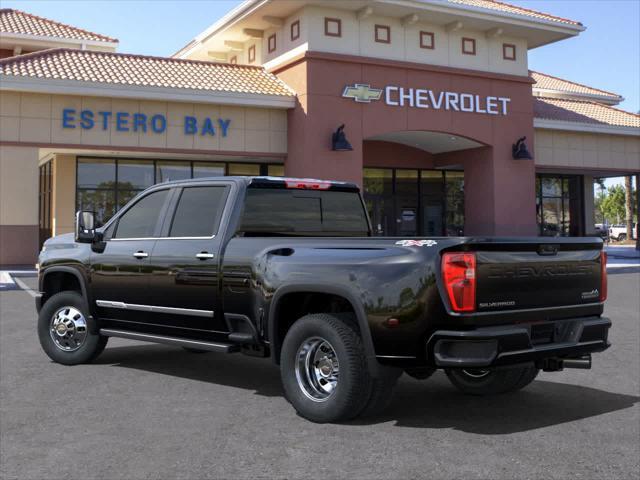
363 168 464 236
76 158 284 226
536 174 584 236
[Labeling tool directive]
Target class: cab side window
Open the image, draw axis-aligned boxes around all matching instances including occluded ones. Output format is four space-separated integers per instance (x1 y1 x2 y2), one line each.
169 186 227 237
114 189 169 239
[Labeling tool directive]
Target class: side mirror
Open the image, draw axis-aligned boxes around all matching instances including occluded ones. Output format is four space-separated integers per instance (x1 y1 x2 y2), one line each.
75 210 96 243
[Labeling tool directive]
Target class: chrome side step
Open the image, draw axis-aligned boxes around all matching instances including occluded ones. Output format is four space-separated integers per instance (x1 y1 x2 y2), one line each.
99 328 240 353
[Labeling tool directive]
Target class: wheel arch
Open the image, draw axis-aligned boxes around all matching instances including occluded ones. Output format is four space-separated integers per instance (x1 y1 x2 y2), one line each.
268 284 379 376
40 266 91 312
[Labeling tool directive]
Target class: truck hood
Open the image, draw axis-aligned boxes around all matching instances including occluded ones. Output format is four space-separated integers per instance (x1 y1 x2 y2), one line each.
43 232 75 247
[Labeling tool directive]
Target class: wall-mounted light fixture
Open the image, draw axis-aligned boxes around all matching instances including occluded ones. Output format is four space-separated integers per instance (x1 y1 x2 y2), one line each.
332 124 353 151
512 136 533 160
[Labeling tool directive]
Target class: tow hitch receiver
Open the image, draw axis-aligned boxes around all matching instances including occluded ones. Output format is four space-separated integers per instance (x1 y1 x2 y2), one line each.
538 354 592 372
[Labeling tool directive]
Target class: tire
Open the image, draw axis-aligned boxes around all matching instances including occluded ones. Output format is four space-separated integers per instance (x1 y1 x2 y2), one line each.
618 233 627 241
445 366 539 396
280 313 372 423
38 291 108 365
359 365 402 418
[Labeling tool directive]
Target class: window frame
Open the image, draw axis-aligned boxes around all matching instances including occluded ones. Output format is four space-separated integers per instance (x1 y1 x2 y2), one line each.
164 184 231 239
110 187 173 241
502 43 516 61
290 20 300 41
324 17 342 38
419 31 435 50
374 24 391 44
268 33 276 53
462 37 476 55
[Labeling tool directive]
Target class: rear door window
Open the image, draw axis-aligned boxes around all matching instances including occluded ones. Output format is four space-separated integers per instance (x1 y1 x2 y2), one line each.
169 186 228 237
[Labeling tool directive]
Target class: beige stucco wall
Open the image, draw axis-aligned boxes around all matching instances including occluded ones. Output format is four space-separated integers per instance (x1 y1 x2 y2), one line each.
52 154 76 236
0 145 39 226
0 91 287 154
304 6 528 75
534 129 640 172
217 5 528 76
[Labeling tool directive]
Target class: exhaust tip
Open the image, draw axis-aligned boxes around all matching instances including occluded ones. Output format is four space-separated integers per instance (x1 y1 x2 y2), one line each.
562 354 592 370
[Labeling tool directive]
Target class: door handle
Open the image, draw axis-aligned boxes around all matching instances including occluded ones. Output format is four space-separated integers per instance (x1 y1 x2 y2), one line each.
196 252 215 260
133 251 149 259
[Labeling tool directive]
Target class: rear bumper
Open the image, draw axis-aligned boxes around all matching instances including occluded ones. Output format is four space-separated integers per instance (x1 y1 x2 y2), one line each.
427 316 611 368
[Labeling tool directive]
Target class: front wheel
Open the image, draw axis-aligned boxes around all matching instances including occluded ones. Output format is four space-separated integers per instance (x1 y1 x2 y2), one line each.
280 313 372 423
445 366 539 395
38 291 108 365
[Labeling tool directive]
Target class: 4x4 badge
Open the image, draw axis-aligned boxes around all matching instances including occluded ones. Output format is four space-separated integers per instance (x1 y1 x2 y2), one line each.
395 239 437 247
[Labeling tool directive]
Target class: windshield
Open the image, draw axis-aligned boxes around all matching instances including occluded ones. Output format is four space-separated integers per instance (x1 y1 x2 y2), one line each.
239 187 370 236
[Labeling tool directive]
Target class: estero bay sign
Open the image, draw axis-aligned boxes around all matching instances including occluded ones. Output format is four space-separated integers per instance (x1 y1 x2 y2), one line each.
343 83 511 115
61 109 232 136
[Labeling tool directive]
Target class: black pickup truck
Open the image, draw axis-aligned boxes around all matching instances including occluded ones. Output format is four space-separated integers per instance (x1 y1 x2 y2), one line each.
36 176 611 423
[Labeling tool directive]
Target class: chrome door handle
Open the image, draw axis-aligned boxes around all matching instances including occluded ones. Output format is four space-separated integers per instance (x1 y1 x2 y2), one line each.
133 251 149 259
196 252 215 260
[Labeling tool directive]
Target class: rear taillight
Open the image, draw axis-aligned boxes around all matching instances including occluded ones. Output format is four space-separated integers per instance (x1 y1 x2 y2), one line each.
600 251 607 302
442 252 476 312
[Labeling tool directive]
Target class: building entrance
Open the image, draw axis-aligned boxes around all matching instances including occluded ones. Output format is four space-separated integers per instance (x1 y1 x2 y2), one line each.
363 168 464 237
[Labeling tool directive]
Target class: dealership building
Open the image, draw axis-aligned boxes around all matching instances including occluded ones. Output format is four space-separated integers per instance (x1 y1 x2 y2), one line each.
1 0 639 265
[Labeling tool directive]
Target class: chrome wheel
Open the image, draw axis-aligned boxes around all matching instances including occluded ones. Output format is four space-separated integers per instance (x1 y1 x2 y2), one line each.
295 337 340 402
49 306 87 352
461 369 491 379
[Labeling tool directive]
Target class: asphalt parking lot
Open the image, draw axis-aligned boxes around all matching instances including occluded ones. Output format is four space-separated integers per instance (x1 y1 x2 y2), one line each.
1 272 638 479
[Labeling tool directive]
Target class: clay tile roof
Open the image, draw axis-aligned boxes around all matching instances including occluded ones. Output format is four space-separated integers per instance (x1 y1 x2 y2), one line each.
531 71 622 101
0 8 117 43
534 97 640 128
0 48 295 97
447 0 582 26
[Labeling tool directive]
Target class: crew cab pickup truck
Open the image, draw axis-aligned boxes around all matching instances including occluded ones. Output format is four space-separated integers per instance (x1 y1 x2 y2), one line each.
36 176 611 423
609 224 637 241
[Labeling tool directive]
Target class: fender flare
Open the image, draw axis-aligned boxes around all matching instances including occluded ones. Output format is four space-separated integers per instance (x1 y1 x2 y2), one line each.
268 283 380 376
40 266 94 325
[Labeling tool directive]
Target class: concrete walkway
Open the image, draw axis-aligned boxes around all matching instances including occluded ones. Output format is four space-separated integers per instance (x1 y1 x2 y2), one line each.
605 245 640 269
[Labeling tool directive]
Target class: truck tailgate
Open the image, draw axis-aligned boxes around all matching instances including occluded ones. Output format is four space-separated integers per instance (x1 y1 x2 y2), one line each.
473 242 604 312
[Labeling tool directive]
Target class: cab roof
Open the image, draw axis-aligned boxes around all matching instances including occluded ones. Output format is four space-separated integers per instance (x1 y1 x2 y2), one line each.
157 176 361 192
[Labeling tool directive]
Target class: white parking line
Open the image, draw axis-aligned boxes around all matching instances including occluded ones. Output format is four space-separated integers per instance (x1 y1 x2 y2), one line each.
0 271 15 285
13 277 38 298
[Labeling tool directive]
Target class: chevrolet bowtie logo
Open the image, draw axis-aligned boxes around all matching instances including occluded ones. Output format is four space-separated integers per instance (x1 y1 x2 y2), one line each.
342 84 383 103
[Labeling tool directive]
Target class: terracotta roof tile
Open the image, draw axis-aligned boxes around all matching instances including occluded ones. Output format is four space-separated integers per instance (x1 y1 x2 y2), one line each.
0 48 295 97
534 97 640 128
447 0 581 26
531 71 622 101
0 8 117 43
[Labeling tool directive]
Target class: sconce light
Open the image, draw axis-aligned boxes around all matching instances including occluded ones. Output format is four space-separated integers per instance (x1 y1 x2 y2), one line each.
332 124 353 151
512 136 533 160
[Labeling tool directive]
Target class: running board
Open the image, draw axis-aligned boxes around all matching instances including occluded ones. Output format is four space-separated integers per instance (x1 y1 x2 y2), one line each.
99 328 240 353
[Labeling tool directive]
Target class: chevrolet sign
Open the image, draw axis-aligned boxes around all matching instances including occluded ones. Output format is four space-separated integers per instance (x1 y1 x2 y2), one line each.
342 83 511 115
